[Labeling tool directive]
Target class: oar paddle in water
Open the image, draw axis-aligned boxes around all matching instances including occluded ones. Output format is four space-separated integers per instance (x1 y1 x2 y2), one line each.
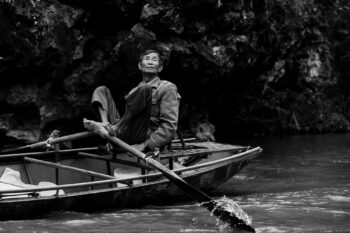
83 119 255 232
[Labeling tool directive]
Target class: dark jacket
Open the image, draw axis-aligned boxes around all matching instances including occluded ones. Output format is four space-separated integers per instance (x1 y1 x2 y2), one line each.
132 77 180 149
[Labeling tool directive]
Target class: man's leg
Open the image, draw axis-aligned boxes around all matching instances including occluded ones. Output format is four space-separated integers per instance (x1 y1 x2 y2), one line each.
117 84 152 145
91 86 120 125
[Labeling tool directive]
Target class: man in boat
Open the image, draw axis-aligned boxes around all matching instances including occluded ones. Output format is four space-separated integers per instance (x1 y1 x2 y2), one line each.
84 49 180 153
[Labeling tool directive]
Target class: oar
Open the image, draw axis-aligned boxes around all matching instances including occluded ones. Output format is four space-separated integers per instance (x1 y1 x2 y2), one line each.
1 132 94 153
90 127 255 232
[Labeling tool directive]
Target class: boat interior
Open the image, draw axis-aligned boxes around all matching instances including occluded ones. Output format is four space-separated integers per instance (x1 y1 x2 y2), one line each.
0 138 254 199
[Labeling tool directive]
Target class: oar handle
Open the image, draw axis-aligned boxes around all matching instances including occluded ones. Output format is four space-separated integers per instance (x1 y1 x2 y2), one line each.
47 131 94 145
1 131 94 153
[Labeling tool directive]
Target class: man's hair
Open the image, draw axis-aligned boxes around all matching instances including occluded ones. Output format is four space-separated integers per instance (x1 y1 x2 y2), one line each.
139 49 163 65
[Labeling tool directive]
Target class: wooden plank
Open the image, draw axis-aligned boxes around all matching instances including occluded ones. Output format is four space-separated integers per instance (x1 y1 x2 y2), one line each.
171 138 198 143
162 146 247 159
22 162 33 184
0 148 98 160
54 143 60 188
78 152 153 170
23 157 115 180
0 171 164 195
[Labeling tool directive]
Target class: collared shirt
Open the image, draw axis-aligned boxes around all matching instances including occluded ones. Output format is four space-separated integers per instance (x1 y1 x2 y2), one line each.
131 77 180 150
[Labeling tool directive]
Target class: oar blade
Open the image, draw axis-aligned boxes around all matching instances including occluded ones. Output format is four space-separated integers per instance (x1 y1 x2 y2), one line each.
202 197 255 232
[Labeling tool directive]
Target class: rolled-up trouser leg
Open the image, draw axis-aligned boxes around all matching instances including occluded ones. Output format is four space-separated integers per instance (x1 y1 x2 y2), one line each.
92 86 120 125
117 84 152 145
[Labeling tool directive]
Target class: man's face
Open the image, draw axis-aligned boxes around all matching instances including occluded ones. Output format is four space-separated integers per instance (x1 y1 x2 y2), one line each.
138 52 163 74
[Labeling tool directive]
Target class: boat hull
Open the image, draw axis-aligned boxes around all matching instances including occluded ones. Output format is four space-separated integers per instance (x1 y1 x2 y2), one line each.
0 142 260 220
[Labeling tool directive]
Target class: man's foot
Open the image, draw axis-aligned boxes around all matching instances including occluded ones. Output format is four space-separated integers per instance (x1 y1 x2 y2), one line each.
83 118 109 137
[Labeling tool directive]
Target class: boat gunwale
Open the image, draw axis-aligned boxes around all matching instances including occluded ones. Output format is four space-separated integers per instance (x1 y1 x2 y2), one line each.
0 147 261 196
0 143 248 161
161 146 247 158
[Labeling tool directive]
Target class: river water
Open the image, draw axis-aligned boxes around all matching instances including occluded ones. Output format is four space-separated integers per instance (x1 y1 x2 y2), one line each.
0 134 349 232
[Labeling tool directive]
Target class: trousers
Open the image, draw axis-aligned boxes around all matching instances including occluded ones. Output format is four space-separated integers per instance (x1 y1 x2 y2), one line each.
91 85 152 145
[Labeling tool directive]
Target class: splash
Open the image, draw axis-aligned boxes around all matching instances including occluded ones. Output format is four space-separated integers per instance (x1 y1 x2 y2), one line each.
201 196 255 232
214 196 252 226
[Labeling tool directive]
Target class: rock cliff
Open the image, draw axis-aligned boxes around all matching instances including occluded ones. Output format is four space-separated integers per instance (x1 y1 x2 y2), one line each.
1 0 350 144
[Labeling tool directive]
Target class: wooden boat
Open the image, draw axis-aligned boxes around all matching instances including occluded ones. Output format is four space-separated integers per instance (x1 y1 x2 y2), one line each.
0 137 262 221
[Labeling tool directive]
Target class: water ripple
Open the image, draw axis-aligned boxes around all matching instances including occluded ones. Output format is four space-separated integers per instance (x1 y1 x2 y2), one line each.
325 195 350 202
179 229 217 232
256 226 286 233
62 219 97 226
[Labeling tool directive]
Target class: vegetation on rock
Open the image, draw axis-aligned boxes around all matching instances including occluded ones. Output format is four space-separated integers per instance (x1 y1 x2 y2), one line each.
1 0 350 143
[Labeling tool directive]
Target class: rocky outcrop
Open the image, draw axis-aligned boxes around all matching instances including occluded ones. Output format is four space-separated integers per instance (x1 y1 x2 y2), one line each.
0 0 350 144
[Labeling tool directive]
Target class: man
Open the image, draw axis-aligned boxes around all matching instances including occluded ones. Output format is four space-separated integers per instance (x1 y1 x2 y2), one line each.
84 49 180 152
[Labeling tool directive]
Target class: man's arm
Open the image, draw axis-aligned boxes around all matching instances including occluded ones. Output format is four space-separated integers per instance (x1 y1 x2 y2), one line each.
145 83 180 150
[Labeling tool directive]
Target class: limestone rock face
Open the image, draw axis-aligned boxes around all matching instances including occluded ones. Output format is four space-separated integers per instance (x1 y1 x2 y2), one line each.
0 0 86 141
0 0 349 143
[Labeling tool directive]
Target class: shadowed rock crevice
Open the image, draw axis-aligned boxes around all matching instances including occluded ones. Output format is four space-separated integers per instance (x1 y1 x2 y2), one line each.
1 0 350 143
